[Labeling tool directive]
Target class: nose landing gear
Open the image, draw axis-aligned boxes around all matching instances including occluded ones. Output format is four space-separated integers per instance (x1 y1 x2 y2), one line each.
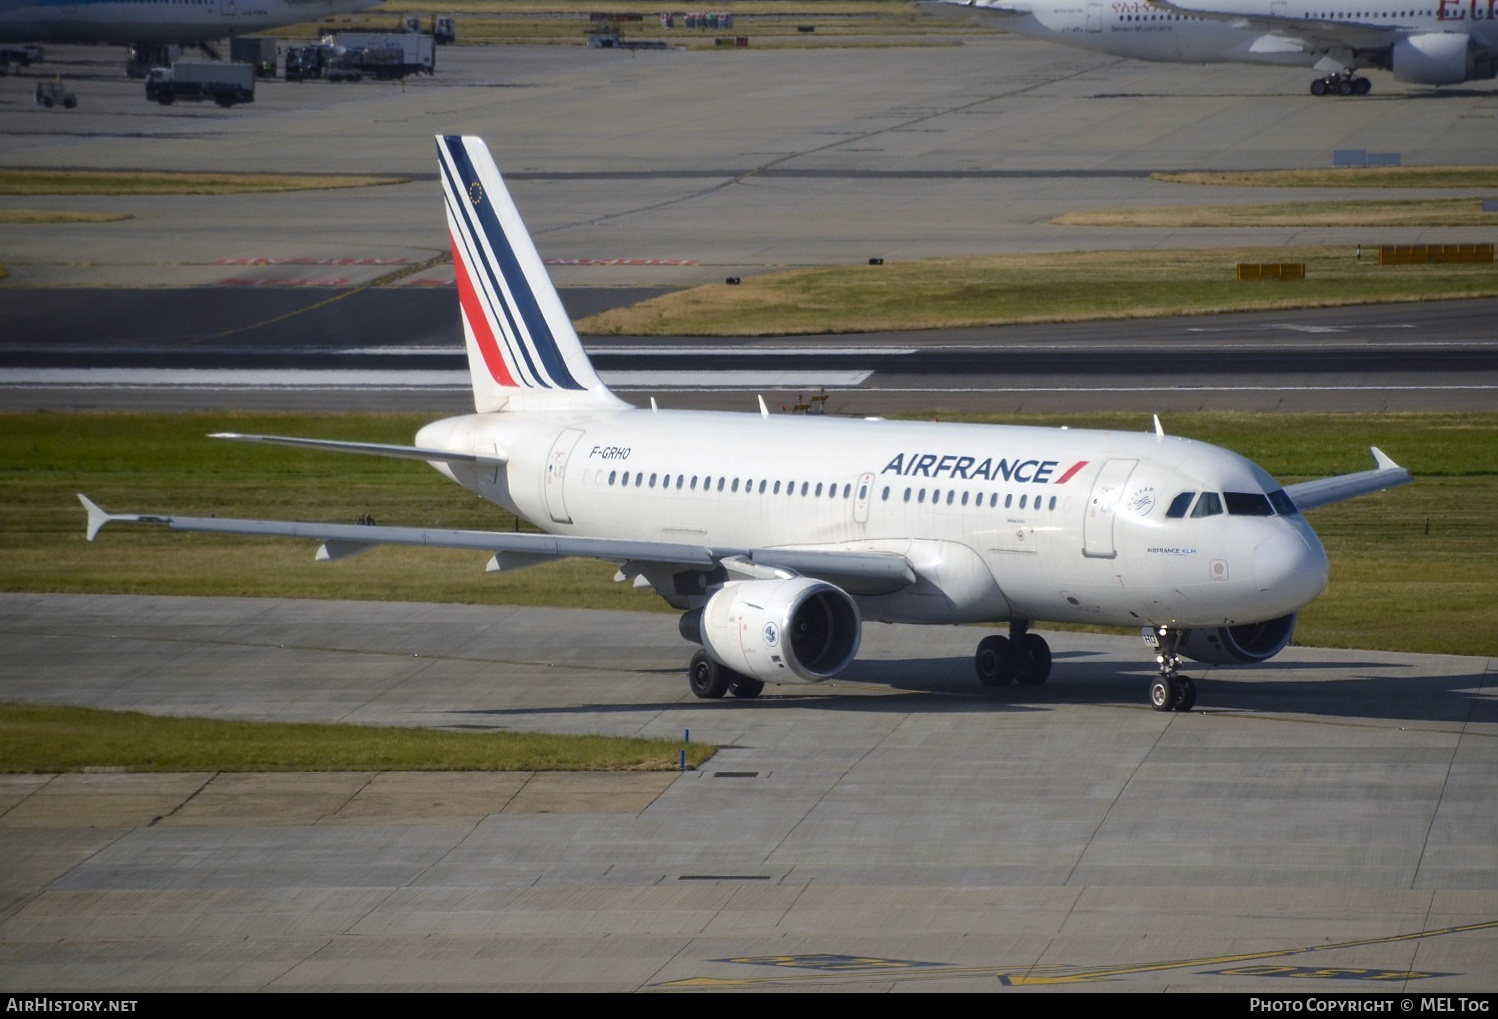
1147 626 1196 712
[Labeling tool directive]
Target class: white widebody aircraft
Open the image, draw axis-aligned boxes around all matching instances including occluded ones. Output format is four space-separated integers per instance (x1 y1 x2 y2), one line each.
0 0 382 71
81 135 1411 712
947 0 1498 95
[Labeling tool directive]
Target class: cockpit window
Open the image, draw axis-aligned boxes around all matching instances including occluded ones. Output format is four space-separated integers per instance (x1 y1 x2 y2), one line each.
1268 489 1299 516
1224 491 1274 516
1190 492 1223 518
1165 492 1196 518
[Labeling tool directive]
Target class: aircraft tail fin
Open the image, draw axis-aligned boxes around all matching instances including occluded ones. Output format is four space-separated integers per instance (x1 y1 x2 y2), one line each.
436 135 626 414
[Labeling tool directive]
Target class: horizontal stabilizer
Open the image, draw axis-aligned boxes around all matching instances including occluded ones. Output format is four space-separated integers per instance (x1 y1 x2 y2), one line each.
210 433 503 466
1283 447 1411 511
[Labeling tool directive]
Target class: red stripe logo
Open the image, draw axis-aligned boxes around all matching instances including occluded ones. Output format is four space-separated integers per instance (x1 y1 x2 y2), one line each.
1054 460 1089 484
451 232 517 387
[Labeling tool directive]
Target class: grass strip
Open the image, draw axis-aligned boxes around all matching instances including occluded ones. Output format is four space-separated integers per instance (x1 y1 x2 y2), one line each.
1154 167 1498 188
273 0 986 46
0 209 132 224
4 410 1494 658
576 246 1498 336
0 703 713 773
1053 197 1496 229
0 169 409 196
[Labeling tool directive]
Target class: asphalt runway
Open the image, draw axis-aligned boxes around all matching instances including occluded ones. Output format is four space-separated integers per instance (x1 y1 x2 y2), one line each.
3 32 1498 993
3 287 1496 412
2 593 1495 992
5 39 1498 414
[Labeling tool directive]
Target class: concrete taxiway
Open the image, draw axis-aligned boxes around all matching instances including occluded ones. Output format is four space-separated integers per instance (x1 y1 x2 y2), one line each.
1 593 1495 991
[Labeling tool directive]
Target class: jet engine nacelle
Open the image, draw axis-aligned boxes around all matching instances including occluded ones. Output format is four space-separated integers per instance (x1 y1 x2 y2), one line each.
1390 32 1488 85
1180 613 1297 666
692 578 861 684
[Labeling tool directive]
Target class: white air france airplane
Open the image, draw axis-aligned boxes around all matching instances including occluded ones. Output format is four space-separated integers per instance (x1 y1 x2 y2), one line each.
947 0 1498 95
80 135 1411 712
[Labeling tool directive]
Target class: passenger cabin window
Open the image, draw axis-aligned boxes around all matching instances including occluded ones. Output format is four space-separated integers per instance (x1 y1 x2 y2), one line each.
1225 491 1274 516
1165 491 1196 518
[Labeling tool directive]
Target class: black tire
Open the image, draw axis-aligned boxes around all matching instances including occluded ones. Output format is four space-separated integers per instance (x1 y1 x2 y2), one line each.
1174 676 1196 712
728 676 764 699
1014 633 1052 686
63 98 76 109
41 98 53 108
1336 78 1354 96
688 650 730 699
1354 77 1371 95
975 635 1013 687
1310 78 1328 96
1149 676 1177 712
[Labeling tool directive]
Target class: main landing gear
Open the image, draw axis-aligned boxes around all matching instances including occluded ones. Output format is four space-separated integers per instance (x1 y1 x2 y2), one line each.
688 649 764 700
1147 626 1196 713
974 622 1052 688
1310 73 1371 96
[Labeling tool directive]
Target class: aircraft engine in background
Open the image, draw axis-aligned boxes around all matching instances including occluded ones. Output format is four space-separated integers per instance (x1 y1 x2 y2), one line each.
1388 33 1497 84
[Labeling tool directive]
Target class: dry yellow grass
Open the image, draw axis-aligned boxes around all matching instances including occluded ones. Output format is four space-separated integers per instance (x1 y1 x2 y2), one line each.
0 169 408 196
1053 198 1494 228
577 246 1498 336
1155 166 1498 188
275 0 985 46
0 209 132 224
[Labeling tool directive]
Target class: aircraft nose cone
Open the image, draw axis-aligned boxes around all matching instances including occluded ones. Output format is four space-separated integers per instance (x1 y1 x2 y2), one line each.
1253 526 1328 615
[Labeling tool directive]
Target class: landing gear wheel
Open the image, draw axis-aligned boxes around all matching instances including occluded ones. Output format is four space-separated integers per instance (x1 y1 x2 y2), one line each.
1013 633 1052 687
1354 76 1372 95
1311 78 1329 96
728 676 764 699
688 650 730 699
1149 675 1178 712
1336 78 1354 96
975 635 1014 687
1174 676 1197 712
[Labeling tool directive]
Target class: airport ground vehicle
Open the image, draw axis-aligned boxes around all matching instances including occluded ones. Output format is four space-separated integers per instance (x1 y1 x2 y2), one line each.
1 43 43 73
33 79 75 108
144 62 254 106
229 37 277 78
286 32 435 82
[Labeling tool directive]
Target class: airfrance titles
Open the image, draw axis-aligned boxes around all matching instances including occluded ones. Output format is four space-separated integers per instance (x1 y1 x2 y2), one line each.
880 453 1088 485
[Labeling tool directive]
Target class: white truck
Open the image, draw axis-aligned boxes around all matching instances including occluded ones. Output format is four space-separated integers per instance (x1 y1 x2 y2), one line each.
328 31 435 79
145 62 255 107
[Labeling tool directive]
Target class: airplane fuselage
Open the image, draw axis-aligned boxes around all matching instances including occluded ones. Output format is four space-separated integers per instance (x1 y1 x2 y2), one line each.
0 0 379 45
417 408 1327 632
970 0 1498 83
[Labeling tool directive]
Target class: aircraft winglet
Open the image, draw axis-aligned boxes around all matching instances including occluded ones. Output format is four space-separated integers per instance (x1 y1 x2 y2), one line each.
79 493 112 542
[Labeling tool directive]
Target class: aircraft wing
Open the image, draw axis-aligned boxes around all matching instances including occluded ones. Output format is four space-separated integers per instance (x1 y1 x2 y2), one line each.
209 432 503 466
77 495 917 591
1283 447 1411 512
1152 1 1400 51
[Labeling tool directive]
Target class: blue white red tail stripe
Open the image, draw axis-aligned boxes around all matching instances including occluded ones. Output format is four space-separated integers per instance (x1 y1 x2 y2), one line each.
437 135 619 412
